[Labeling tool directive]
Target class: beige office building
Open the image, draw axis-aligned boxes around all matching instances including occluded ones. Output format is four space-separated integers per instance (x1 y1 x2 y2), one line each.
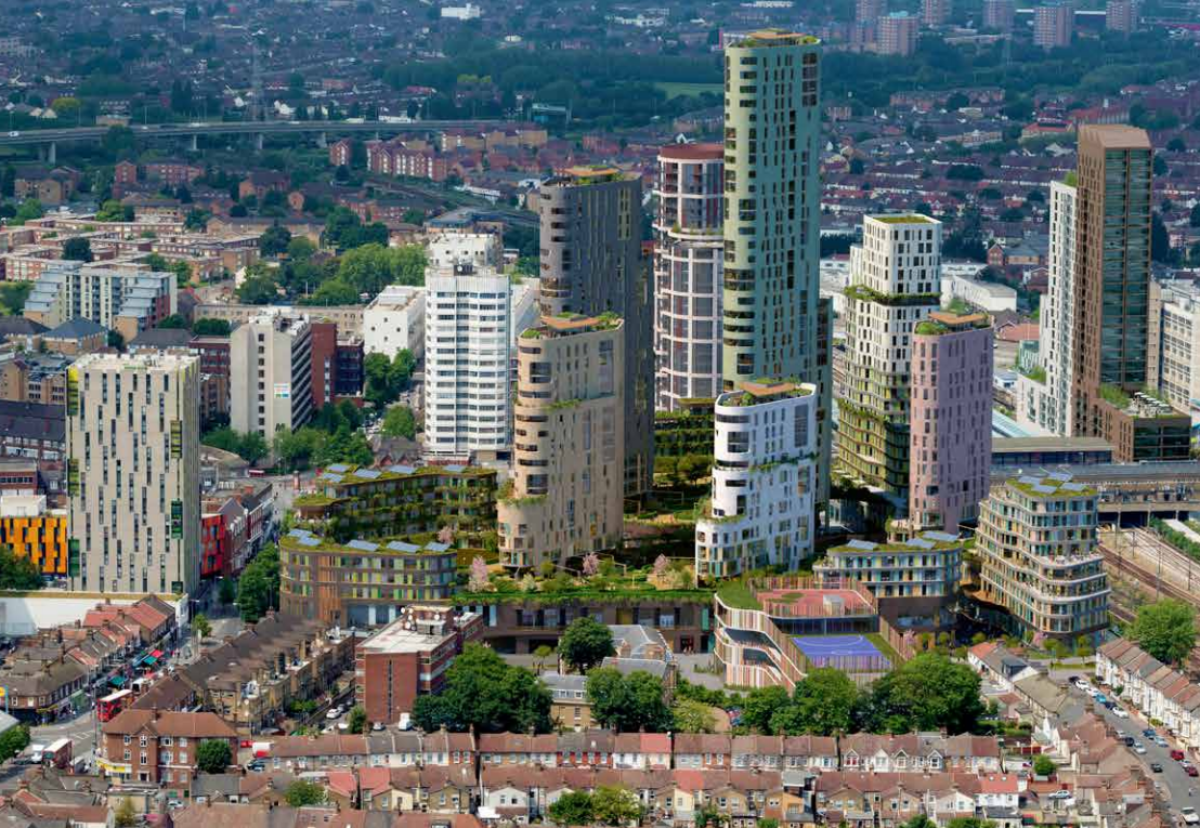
67 352 200 595
230 310 314 438
498 314 625 571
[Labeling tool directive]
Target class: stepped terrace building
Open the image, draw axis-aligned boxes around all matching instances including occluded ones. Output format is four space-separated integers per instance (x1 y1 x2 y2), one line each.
974 473 1110 642
280 528 459 627
293 463 497 546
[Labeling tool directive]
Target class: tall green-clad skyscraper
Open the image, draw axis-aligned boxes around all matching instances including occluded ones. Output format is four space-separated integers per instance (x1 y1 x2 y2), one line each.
722 30 831 504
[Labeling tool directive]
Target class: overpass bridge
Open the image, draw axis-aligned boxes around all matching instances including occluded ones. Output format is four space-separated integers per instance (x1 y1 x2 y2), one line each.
0 119 504 161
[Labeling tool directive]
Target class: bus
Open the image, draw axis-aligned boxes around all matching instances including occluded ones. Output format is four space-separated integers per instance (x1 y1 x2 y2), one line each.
97 689 133 723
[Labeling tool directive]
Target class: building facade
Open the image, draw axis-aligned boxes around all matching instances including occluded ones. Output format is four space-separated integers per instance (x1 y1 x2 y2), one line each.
24 262 177 341
1017 180 1077 437
1148 279 1200 424
0 494 68 576
355 605 483 725
99 709 238 788
694 381 817 580
1033 3 1072 49
498 315 625 571
974 474 1110 641
363 285 426 359
838 214 942 501
230 310 315 438
534 168 653 498
909 311 993 532
983 0 1014 31
424 263 511 461
921 0 951 26
1071 126 1190 461
1105 0 1135 32
67 352 200 595
814 530 963 612
280 529 459 626
653 143 724 411
876 13 919 55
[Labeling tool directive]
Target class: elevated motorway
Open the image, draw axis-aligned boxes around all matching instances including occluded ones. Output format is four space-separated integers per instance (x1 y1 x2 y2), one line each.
0 119 502 148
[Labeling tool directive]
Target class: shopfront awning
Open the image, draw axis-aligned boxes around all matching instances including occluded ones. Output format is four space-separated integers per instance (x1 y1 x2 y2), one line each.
141 656 158 667
109 676 125 687
151 650 164 659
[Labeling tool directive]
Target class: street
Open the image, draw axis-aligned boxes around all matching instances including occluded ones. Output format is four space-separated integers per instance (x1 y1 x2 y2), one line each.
31 707 98 768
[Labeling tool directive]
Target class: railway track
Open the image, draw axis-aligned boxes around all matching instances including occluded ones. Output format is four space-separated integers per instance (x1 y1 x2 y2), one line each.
1102 541 1200 675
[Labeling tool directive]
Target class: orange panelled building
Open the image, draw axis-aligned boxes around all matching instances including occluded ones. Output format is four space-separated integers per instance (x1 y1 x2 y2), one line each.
0 495 69 575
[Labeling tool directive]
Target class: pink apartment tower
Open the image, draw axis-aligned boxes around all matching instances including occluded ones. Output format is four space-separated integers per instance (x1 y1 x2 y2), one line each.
908 310 994 532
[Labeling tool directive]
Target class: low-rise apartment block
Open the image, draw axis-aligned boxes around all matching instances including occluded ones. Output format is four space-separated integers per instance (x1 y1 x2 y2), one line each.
280 529 459 626
974 473 1109 642
99 709 238 787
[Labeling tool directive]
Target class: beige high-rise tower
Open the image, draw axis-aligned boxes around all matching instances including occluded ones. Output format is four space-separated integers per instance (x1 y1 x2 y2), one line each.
67 352 200 595
498 314 625 571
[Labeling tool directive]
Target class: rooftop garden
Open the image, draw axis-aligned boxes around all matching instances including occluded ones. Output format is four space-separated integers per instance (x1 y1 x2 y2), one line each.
1063 171 1078 187
824 534 962 557
845 284 942 308
874 214 934 224
454 555 711 606
1097 383 1131 409
1021 365 1047 383
914 320 951 336
519 328 542 339
1008 477 1097 498
715 579 761 610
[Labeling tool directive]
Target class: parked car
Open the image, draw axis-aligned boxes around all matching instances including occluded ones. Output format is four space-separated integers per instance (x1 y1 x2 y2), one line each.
1181 807 1199 825
1047 790 1072 800
246 760 265 772
1143 728 1157 739
1124 736 1136 746
1154 737 1169 748
1134 742 1148 754
1171 750 1185 761
1113 707 1129 718
325 707 342 720
1075 680 1092 692
1187 765 1199 778
1150 762 1164 773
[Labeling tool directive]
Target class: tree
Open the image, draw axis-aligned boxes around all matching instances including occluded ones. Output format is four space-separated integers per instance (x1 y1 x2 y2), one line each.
12 199 44 226
1130 599 1197 666
586 668 673 732
193 613 212 639
114 798 137 828
1033 754 1056 777
238 544 281 623
468 556 490 592
96 199 134 222
382 405 418 439
285 780 327 807
900 816 938 828
672 699 717 733
157 314 187 329
218 577 237 604
411 643 552 733
856 653 984 734
184 208 209 231
0 545 46 590
348 705 368 734
288 237 317 261
591 785 643 827
260 224 293 257
533 644 555 673
0 725 30 763
1191 202 1200 229
559 616 614 673
196 739 232 774
107 331 125 352
549 791 594 825
62 237 94 262
773 668 859 736
237 274 279 305
1153 155 1168 177
740 685 790 734
194 318 232 336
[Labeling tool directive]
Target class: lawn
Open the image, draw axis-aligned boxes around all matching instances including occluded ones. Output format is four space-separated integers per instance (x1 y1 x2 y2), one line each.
716 580 761 610
654 81 723 99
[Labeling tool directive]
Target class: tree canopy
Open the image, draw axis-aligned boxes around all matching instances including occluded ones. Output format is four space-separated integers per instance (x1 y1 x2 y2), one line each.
559 616 615 673
196 740 232 774
411 644 552 733
1130 599 1197 666
0 546 46 590
237 545 280 623
586 667 673 732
